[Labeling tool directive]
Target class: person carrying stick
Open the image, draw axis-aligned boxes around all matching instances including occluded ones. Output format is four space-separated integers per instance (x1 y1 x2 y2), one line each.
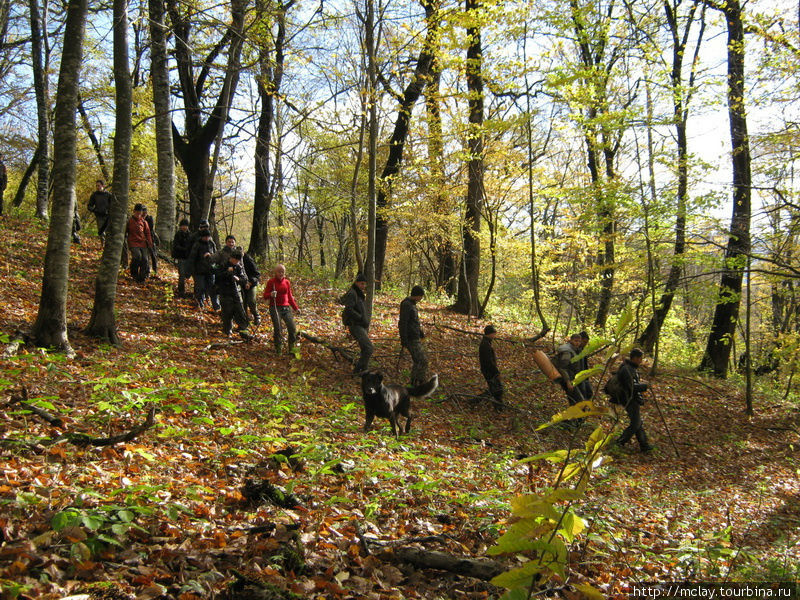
612 348 653 453
264 264 299 354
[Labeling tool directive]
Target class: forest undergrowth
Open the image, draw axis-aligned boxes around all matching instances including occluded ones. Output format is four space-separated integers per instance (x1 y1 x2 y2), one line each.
0 217 798 600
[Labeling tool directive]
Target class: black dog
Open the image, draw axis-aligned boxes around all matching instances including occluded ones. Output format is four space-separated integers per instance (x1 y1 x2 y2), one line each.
361 371 439 438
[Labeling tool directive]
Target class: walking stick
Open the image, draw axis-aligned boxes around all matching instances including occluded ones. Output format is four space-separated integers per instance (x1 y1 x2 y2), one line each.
648 387 680 458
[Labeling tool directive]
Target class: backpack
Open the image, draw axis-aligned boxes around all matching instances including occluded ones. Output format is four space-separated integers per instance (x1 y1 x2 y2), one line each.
602 372 625 404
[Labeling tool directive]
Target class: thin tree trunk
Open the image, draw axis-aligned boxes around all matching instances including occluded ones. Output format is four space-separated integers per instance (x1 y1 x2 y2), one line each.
29 0 50 220
32 0 88 352
452 0 483 317
350 105 366 274
87 0 132 344
373 0 440 288
698 0 751 377
11 145 43 208
364 0 378 318
78 96 111 184
148 0 175 250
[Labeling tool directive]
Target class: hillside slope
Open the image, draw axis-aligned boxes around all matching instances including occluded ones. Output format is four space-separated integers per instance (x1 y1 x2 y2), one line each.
0 217 798 599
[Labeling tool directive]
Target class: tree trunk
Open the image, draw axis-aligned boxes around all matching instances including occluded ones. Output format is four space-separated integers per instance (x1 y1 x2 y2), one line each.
87 0 132 344
248 0 291 259
364 0 378 318
148 0 175 250
168 0 246 229
698 0 751 377
11 145 43 208
452 0 483 316
637 0 704 353
78 96 111 184
32 0 88 352
373 0 440 288
29 0 50 220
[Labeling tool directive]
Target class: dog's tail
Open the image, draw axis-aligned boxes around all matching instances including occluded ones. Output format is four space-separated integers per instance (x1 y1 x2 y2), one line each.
408 373 439 399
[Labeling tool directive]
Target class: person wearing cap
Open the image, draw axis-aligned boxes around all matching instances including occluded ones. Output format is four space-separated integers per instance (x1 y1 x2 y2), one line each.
190 218 211 246
125 204 154 282
399 285 428 385
172 218 193 297
263 264 299 353
614 348 652 453
341 274 372 373
87 180 112 244
189 227 220 310
215 248 252 340
479 325 505 411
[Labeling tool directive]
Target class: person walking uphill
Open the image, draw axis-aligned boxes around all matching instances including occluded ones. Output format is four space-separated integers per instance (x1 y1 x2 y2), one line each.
87 180 112 244
479 325 505 411
399 285 428 385
341 274 373 374
264 264 298 354
613 348 653 453
125 204 154 283
172 219 193 297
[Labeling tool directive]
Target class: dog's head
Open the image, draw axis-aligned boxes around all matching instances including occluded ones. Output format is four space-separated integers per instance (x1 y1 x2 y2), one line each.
361 371 384 396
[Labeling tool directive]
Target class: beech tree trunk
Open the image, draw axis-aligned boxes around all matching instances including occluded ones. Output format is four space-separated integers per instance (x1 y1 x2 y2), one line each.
148 0 175 249
32 0 88 351
29 0 50 220
373 0 441 289
699 0 751 377
87 0 132 345
452 0 483 316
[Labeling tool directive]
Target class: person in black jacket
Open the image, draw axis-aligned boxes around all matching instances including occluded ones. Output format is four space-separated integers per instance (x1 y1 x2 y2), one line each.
0 154 7 216
242 252 261 325
214 248 252 339
141 206 158 275
614 348 652 453
172 219 193 297
399 285 428 385
341 273 372 373
87 180 112 243
189 229 220 310
479 325 504 411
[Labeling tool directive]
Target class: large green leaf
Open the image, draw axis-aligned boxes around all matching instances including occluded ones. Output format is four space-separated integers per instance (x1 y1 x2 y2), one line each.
572 365 604 386
491 561 543 589
537 401 609 430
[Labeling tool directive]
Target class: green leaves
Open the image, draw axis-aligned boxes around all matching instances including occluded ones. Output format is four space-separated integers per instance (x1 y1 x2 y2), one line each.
536 401 609 430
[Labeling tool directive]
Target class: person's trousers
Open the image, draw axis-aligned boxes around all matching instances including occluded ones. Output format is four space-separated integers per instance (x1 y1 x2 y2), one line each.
486 374 505 409
95 213 109 240
348 325 373 372
194 273 220 310
220 293 249 334
177 259 192 296
129 246 150 282
244 286 260 324
270 305 296 350
406 339 428 385
617 399 649 448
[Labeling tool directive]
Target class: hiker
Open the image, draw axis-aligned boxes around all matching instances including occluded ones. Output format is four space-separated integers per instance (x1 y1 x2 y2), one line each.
192 219 212 245
172 218 193 297
189 228 220 310
87 180 112 244
125 203 154 283
263 264 299 353
0 154 7 215
140 206 158 274
71 204 81 244
479 325 505 411
214 234 238 267
612 348 652 453
242 251 261 326
341 274 372 373
215 247 252 340
554 333 585 406
399 285 428 385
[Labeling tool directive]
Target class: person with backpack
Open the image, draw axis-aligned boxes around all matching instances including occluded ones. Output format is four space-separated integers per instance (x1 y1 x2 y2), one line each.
215 248 253 340
399 285 428 386
341 273 372 374
171 218 193 297
605 348 653 453
479 325 505 411
263 264 299 354
554 333 585 406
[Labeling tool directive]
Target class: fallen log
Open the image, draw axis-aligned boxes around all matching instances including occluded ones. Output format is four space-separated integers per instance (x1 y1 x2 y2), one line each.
389 547 504 581
299 331 355 364
8 387 64 428
52 406 156 448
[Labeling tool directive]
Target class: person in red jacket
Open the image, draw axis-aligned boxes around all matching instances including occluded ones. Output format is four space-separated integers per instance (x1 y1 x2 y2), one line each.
263 264 299 353
126 203 154 282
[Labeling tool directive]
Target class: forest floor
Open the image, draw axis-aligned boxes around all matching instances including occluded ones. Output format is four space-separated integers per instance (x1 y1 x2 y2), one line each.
0 216 798 600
